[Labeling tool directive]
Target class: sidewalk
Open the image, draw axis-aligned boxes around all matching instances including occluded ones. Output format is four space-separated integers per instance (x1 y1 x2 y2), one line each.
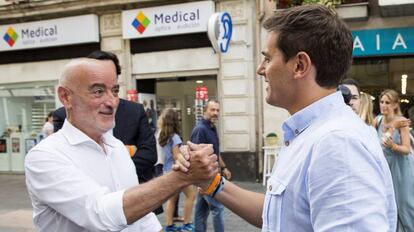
0 174 265 232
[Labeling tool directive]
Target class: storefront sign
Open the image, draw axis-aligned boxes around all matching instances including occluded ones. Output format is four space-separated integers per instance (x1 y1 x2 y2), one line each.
352 27 414 57
126 90 138 102
122 1 214 39
207 12 232 53
0 14 99 52
196 86 208 100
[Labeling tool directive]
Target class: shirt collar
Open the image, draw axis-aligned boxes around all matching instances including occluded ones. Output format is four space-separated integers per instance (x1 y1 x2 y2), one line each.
282 91 344 142
201 118 214 128
61 119 117 147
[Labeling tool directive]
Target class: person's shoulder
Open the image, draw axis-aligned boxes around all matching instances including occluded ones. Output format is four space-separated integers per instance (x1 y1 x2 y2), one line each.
25 133 66 162
53 106 66 118
395 115 408 120
172 133 182 144
121 99 142 108
312 109 371 142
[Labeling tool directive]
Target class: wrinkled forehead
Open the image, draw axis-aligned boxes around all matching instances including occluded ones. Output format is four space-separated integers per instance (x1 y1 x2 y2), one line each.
64 59 117 88
207 102 219 110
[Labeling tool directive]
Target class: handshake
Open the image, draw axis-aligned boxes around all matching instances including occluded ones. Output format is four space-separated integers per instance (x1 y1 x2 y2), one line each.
172 142 220 191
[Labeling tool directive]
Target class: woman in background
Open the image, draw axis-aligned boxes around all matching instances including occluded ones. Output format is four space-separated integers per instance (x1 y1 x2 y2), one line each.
358 92 375 126
374 89 414 232
158 108 196 232
41 112 54 139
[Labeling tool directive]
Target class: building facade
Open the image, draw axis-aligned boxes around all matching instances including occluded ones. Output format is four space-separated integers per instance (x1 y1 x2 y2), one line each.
0 0 262 179
0 0 413 180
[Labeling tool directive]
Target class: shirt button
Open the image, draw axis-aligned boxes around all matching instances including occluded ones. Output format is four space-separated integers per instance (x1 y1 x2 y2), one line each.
285 141 290 146
269 185 272 191
295 129 299 134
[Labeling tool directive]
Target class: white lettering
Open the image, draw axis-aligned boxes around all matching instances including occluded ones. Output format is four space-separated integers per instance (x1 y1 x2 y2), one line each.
392 33 407 50
376 34 380 51
353 36 365 52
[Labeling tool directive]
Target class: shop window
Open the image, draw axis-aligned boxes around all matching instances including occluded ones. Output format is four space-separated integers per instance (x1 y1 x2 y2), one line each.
0 85 56 139
347 57 414 115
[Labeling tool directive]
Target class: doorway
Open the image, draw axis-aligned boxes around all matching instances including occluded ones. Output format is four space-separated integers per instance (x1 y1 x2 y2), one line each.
155 75 217 142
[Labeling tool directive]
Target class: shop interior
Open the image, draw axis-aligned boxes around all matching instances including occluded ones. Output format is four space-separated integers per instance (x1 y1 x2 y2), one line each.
138 75 217 142
0 82 56 172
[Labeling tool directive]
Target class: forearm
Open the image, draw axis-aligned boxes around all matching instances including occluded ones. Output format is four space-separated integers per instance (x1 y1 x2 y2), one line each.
219 156 226 167
123 171 188 224
391 143 411 155
215 180 264 228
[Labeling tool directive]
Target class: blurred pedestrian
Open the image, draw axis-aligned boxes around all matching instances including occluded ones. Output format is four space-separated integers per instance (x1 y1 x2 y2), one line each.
159 108 196 232
191 100 231 232
41 112 54 138
374 89 414 232
341 78 361 113
358 92 375 126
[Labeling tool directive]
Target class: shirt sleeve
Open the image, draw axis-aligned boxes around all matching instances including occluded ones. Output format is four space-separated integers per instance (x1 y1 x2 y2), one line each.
308 131 394 231
25 148 128 232
171 134 182 148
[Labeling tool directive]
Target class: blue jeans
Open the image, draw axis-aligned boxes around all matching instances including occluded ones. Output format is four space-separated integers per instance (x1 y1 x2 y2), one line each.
194 194 224 232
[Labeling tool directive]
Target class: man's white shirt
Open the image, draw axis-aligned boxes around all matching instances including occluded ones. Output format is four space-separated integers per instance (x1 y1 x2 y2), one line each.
25 120 161 232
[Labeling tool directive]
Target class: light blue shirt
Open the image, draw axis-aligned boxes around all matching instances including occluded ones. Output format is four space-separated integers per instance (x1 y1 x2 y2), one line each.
162 133 182 172
262 91 397 232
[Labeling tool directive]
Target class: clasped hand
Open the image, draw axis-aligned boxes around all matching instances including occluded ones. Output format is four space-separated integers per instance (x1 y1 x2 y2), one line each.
172 142 219 189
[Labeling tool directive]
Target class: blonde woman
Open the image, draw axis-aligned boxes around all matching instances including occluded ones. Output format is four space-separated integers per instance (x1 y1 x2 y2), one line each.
358 92 374 126
374 89 414 232
158 109 196 232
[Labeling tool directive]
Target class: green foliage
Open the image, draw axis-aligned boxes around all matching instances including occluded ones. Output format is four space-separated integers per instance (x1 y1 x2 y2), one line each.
266 133 278 138
302 0 342 9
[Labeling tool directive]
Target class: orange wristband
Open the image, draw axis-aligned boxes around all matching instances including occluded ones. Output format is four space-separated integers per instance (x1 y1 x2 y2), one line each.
125 145 135 157
204 173 221 196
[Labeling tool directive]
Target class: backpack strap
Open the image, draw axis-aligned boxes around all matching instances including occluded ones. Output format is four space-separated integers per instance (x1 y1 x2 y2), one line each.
375 115 383 131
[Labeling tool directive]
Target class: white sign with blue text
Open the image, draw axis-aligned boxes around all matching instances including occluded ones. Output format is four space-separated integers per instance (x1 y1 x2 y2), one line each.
122 1 215 39
0 15 99 52
352 27 414 57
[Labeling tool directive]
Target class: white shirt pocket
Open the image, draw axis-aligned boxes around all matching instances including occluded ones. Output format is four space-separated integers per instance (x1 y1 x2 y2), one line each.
262 177 286 232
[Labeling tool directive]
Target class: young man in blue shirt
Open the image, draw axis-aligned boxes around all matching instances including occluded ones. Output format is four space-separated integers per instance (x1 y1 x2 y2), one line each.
185 5 397 232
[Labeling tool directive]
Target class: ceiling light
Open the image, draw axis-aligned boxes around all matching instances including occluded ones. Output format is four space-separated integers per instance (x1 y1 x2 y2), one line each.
401 74 407 95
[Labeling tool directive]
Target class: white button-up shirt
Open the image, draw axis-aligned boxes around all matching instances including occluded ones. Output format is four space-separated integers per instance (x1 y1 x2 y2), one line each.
25 120 161 232
262 92 397 232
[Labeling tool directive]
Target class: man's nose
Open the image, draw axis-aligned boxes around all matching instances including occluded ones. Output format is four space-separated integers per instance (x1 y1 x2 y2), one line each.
256 63 264 77
104 91 119 107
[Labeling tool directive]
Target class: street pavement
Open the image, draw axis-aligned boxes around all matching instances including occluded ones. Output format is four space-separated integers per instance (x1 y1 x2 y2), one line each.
0 174 265 232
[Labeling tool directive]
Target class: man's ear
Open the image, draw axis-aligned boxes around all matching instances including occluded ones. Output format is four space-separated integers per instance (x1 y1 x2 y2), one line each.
57 86 72 110
293 51 312 80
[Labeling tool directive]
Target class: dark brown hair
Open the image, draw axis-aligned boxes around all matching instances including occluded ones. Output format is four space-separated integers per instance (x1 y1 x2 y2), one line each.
263 5 353 88
158 108 180 147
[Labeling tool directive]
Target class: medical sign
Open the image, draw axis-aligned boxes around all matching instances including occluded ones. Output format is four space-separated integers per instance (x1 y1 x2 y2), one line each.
122 1 214 39
207 12 232 53
352 27 414 57
0 15 99 52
